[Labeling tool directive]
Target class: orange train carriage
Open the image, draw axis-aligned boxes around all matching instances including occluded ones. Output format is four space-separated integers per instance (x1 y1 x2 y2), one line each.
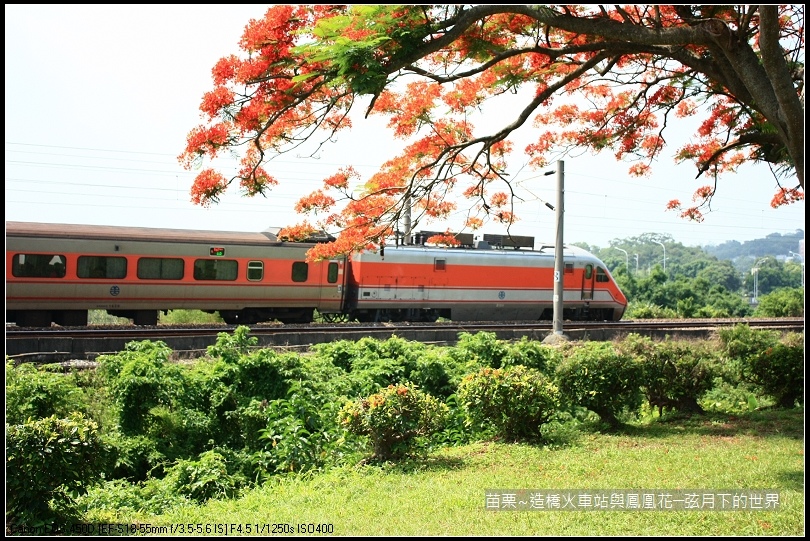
5 222 347 327
5 222 627 327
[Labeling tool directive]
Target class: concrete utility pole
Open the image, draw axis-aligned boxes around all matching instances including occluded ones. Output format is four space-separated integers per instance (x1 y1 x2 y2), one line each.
553 161 564 336
402 195 412 245
542 160 567 343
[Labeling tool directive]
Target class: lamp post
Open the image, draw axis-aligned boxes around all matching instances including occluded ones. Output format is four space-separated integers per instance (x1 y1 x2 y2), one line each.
542 160 565 341
752 257 769 302
614 247 629 273
633 253 639 275
653 241 666 273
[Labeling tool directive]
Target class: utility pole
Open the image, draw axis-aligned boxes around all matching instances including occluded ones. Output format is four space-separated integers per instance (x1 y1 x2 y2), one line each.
553 160 564 337
542 160 566 343
402 195 412 245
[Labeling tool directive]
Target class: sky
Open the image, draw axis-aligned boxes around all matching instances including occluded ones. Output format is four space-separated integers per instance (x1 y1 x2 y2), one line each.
5 4 805 252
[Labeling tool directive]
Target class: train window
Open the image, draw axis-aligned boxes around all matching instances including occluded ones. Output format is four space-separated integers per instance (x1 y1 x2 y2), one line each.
596 267 610 283
78 256 127 279
194 259 238 281
584 264 593 279
327 262 339 283
565 263 574 274
247 261 264 281
138 257 184 280
434 258 446 271
292 261 308 282
12 254 66 278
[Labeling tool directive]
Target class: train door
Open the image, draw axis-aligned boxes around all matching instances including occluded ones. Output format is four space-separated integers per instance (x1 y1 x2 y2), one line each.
317 259 347 313
581 263 596 300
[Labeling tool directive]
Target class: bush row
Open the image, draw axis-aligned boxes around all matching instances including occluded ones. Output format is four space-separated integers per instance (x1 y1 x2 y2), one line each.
5 324 803 528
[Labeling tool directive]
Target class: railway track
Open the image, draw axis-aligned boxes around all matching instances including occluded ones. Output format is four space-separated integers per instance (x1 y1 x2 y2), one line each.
6 317 804 364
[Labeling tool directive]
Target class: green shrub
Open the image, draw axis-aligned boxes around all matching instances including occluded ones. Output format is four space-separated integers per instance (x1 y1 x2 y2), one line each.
432 393 476 447
717 325 803 409
343 355 410 396
624 302 678 319
256 382 348 475
165 450 247 503
716 323 780 362
235 349 301 402
339 383 449 460
457 365 560 441
97 340 182 435
311 339 358 371
753 287 805 317
369 335 426 373
501 337 562 374
5 361 86 425
742 337 804 408
314 336 430 396
147 405 215 462
207 325 258 364
102 433 165 482
7 413 110 529
617 335 718 415
700 377 764 414
554 342 643 427
407 347 455 398
450 332 510 368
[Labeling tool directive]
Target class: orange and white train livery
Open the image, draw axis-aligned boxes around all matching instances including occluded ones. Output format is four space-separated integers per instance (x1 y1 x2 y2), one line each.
5 222 627 327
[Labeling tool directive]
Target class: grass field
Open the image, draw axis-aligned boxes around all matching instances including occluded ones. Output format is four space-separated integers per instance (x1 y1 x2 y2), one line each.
127 408 804 536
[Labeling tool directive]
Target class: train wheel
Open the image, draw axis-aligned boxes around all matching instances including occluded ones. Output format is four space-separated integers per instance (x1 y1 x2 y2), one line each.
320 313 349 323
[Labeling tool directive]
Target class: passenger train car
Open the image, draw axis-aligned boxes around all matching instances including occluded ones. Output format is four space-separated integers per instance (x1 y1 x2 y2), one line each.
5 222 627 327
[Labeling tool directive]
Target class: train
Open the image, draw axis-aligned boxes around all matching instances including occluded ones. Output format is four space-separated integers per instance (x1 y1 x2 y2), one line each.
5 221 627 327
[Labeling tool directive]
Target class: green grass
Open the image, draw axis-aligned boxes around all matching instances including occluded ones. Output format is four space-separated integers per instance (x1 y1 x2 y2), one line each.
120 409 804 536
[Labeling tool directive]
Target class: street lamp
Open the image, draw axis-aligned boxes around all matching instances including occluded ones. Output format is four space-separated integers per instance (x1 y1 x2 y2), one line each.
633 254 639 274
752 257 769 302
542 160 565 341
613 247 629 273
653 241 666 272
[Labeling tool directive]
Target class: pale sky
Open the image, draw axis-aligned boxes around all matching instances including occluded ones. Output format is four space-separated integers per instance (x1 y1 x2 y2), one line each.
5 4 805 250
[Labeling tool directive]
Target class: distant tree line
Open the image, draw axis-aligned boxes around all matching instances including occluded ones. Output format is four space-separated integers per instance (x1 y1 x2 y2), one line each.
702 230 804 261
579 231 804 319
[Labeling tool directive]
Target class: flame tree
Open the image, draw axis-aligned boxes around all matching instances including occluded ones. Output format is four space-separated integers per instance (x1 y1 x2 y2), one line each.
180 5 804 259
